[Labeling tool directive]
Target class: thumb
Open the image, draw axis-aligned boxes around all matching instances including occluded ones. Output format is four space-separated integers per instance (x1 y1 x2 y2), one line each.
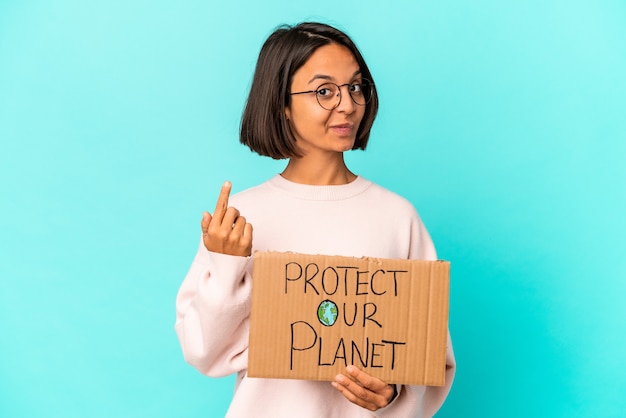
201 211 212 241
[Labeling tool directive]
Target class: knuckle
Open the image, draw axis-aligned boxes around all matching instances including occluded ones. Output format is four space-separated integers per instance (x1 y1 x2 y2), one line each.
216 229 230 240
356 388 368 399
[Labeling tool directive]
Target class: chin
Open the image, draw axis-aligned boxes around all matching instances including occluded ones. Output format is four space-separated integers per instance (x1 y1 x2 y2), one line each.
336 138 356 152
342 142 357 152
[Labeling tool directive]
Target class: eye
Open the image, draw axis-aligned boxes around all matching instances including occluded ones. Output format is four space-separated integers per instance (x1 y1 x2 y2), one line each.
349 82 362 93
316 84 336 98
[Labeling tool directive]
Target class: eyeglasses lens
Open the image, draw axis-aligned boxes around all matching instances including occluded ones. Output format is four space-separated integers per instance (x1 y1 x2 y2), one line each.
315 80 373 110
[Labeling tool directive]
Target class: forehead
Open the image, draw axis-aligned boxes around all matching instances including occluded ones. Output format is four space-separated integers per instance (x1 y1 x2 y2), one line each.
292 43 360 85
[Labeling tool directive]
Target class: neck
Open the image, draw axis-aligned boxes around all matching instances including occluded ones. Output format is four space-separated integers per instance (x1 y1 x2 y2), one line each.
281 153 356 185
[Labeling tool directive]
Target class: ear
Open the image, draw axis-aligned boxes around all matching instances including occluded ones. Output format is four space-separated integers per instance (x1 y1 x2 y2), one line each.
284 105 291 121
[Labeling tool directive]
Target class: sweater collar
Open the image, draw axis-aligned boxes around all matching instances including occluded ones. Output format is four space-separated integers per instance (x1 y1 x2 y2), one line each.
268 174 372 201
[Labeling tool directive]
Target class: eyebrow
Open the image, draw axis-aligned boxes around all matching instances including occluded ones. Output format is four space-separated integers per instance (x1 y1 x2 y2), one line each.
307 70 362 85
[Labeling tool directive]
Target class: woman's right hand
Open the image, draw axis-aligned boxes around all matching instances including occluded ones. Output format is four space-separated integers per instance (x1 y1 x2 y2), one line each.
201 181 253 257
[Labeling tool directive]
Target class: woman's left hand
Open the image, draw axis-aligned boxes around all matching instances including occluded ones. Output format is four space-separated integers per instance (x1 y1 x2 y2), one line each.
332 365 396 411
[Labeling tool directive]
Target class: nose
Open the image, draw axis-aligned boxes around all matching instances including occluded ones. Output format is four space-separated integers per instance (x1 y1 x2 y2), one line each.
335 85 356 113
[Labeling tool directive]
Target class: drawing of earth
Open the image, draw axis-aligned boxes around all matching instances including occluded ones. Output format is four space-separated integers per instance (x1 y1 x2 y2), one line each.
317 300 338 326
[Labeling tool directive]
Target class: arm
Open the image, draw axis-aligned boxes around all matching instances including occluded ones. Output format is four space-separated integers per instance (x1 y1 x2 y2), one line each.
174 181 254 376
409 211 456 416
175 245 252 376
331 214 455 416
341 208 454 416
423 330 456 416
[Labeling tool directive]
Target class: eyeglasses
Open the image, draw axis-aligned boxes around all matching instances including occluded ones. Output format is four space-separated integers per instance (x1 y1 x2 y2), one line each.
289 79 374 111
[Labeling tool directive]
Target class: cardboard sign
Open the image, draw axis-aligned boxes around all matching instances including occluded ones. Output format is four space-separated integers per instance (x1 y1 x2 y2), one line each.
248 252 450 386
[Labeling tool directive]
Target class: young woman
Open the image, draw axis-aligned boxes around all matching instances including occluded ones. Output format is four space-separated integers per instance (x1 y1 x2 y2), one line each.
175 22 455 417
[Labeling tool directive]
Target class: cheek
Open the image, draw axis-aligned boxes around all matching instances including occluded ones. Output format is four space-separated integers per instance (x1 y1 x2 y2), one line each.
291 105 329 132
356 107 366 125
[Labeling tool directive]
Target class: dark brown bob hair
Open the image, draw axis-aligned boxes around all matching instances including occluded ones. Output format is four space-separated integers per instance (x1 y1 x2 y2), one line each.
240 22 378 159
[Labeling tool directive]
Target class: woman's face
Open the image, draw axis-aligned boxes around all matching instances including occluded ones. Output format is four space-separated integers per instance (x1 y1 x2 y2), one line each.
285 43 366 157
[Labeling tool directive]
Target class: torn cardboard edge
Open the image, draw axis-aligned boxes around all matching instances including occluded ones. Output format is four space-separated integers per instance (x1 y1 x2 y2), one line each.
248 251 450 386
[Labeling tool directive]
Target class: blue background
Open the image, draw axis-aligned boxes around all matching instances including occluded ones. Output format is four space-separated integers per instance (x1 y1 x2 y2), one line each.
1 1 625 417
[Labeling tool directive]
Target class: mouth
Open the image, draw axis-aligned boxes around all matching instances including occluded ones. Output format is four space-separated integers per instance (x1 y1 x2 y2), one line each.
329 123 355 136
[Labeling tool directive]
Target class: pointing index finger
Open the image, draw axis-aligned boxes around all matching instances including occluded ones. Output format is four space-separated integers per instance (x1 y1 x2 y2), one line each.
213 181 232 221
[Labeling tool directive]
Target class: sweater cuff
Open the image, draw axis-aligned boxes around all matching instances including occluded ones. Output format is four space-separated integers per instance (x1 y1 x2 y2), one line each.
196 251 252 306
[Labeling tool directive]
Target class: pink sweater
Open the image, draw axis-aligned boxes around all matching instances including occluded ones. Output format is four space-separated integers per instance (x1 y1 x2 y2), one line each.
175 175 455 417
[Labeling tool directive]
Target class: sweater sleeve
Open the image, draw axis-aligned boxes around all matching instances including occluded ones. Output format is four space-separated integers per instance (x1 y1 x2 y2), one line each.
382 210 455 417
423 330 456 417
374 320 455 418
174 238 253 377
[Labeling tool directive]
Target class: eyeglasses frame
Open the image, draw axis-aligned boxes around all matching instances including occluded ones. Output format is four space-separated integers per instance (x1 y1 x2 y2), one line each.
289 78 375 111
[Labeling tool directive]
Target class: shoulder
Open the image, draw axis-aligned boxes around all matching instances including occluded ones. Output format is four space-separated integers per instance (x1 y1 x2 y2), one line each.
359 179 419 215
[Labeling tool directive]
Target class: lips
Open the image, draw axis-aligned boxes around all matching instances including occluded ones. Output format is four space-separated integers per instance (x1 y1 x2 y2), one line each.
329 123 354 136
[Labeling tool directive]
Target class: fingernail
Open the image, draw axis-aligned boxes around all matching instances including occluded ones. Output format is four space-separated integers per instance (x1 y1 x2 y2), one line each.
346 365 356 373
